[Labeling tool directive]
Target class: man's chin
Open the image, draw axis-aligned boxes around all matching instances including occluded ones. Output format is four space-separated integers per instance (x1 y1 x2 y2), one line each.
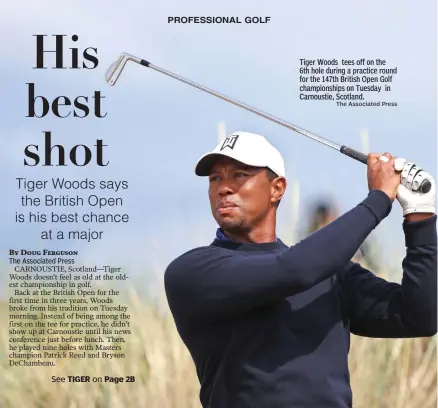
213 207 245 229
218 217 245 231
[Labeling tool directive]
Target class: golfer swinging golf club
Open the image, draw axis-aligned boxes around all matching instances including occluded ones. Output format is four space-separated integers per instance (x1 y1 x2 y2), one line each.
164 131 437 408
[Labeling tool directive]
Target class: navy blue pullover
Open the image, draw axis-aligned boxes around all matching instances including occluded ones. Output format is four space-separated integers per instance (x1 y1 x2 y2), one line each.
164 190 437 408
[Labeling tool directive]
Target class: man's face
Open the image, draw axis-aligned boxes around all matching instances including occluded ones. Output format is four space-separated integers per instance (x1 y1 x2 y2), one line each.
208 156 284 232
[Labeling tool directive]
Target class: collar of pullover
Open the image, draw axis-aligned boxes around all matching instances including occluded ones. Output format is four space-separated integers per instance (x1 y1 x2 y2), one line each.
213 228 285 251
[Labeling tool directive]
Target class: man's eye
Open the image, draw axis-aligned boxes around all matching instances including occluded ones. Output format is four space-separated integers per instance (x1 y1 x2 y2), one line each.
236 172 249 177
209 176 219 182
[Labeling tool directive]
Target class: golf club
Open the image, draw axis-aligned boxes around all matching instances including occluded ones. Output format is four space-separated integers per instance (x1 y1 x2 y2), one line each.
105 52 432 193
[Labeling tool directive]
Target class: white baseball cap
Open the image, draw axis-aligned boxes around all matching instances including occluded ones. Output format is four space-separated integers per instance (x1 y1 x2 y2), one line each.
195 131 286 177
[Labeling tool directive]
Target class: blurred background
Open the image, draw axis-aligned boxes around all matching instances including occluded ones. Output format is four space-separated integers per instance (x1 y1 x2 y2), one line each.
1 0 436 407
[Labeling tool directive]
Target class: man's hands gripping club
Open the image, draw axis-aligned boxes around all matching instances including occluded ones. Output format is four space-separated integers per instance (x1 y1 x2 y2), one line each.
367 153 435 218
396 160 436 217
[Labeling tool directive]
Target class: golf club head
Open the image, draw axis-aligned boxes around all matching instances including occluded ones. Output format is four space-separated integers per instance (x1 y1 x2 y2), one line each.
105 53 142 86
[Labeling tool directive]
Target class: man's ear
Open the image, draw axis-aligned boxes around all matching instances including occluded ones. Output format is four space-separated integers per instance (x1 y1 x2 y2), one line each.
271 177 287 207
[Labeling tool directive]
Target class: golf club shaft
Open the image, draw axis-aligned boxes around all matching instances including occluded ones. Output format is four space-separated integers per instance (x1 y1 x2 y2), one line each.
135 58 430 193
141 60 368 164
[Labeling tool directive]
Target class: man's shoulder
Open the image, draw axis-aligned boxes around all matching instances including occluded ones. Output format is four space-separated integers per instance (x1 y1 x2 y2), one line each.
163 244 228 294
165 244 220 274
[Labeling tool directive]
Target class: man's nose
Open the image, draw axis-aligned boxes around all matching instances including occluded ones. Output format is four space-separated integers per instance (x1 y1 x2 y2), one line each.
217 179 235 196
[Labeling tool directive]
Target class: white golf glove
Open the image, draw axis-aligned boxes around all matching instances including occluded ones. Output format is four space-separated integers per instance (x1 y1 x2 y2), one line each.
394 158 436 216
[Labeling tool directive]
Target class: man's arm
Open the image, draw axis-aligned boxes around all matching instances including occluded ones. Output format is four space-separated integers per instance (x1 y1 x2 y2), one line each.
340 215 437 338
164 190 391 323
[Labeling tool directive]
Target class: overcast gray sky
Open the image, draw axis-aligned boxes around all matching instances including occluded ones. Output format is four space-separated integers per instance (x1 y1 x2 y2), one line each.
1 0 436 291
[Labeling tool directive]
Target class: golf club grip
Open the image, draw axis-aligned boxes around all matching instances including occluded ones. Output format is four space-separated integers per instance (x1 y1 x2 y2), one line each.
340 145 432 193
340 146 368 164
